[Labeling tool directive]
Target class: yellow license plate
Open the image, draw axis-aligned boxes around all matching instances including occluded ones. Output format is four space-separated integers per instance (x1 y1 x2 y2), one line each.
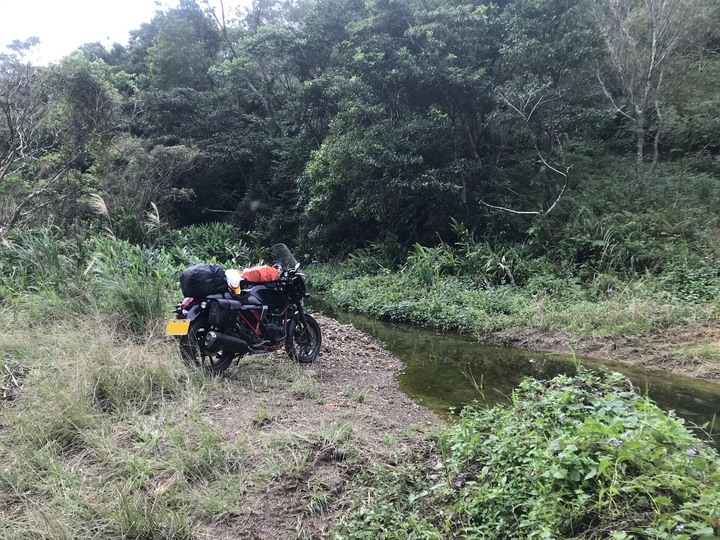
166 318 191 336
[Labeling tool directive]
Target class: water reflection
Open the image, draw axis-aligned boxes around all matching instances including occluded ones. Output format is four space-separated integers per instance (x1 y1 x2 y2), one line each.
312 301 720 446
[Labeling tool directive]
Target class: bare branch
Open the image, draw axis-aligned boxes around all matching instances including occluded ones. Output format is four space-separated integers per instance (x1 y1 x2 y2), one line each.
203 207 236 214
497 89 558 124
479 200 541 216
597 0 710 191
486 85 574 238
204 0 238 59
597 70 634 121
542 172 570 216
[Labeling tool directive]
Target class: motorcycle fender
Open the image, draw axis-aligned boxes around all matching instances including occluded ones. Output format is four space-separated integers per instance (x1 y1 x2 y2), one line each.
186 305 205 321
285 310 303 329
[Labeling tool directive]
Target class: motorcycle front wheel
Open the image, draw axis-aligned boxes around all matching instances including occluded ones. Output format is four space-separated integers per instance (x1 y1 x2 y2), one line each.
285 313 322 364
179 315 237 375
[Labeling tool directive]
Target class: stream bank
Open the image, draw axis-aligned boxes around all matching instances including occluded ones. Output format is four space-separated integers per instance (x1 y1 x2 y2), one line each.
499 321 720 381
308 268 720 383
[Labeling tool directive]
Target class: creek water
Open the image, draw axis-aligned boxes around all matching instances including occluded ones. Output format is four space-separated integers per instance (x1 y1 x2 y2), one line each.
311 300 720 447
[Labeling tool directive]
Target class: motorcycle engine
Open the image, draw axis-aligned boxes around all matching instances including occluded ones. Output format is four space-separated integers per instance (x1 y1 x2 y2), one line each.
261 318 286 342
232 324 260 345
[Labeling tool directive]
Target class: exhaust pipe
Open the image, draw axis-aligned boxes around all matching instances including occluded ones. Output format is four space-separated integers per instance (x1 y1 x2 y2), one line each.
204 331 250 354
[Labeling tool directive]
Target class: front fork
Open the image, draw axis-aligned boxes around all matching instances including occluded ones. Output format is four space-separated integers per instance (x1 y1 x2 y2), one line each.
288 301 309 325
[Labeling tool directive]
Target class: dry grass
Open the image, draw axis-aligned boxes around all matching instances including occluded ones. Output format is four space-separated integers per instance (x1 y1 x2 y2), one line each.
0 312 206 538
0 310 440 539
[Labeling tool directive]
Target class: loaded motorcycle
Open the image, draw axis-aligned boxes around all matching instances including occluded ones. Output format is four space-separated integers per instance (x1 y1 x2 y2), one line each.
165 243 322 375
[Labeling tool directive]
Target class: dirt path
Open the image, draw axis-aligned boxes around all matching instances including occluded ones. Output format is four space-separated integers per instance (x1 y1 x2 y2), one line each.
504 323 720 381
188 315 720 539
194 314 443 540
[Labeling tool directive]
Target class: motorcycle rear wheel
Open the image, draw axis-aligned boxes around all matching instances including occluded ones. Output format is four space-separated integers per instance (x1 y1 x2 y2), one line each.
285 313 322 364
179 315 237 375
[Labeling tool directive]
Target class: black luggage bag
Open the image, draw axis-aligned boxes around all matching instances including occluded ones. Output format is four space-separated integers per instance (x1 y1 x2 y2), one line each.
180 263 227 297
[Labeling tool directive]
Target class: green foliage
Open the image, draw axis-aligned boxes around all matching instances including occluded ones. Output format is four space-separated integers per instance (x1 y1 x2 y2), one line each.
0 224 263 334
312 247 713 339
315 269 528 335
555 208 717 281
83 223 268 333
334 369 720 539
4 0 720 274
89 137 202 244
146 0 221 91
406 220 517 288
161 222 264 267
660 57 720 156
0 51 121 233
84 235 178 333
340 233 407 276
0 227 91 323
300 100 462 257
2 3 720 535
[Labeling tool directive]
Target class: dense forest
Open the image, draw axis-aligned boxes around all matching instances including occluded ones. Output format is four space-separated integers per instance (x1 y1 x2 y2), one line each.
2 0 719 274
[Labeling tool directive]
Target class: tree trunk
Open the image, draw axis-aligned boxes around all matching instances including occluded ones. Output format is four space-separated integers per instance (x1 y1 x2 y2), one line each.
635 117 646 194
651 98 662 178
539 213 556 246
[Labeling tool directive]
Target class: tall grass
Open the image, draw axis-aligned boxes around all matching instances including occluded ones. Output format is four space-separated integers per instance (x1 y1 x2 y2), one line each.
0 312 205 538
0 226 254 535
0 310 342 539
406 219 517 288
309 208 720 340
160 222 266 267
0 223 265 336
0 227 89 318
311 264 715 341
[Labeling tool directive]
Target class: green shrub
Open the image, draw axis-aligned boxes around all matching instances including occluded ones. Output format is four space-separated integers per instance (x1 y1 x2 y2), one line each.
335 369 720 539
160 223 263 267
0 225 273 335
0 226 85 298
404 220 518 288
85 236 179 333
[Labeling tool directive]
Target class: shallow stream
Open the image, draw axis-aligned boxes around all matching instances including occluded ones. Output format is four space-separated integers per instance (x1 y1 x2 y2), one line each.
312 301 720 446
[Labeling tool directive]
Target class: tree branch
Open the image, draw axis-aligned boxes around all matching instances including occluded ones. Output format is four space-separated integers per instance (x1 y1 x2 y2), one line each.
483 88 573 235
478 200 541 216
597 70 634 121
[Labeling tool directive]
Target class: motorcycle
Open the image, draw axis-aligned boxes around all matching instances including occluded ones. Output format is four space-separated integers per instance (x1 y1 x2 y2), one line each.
165 243 322 375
